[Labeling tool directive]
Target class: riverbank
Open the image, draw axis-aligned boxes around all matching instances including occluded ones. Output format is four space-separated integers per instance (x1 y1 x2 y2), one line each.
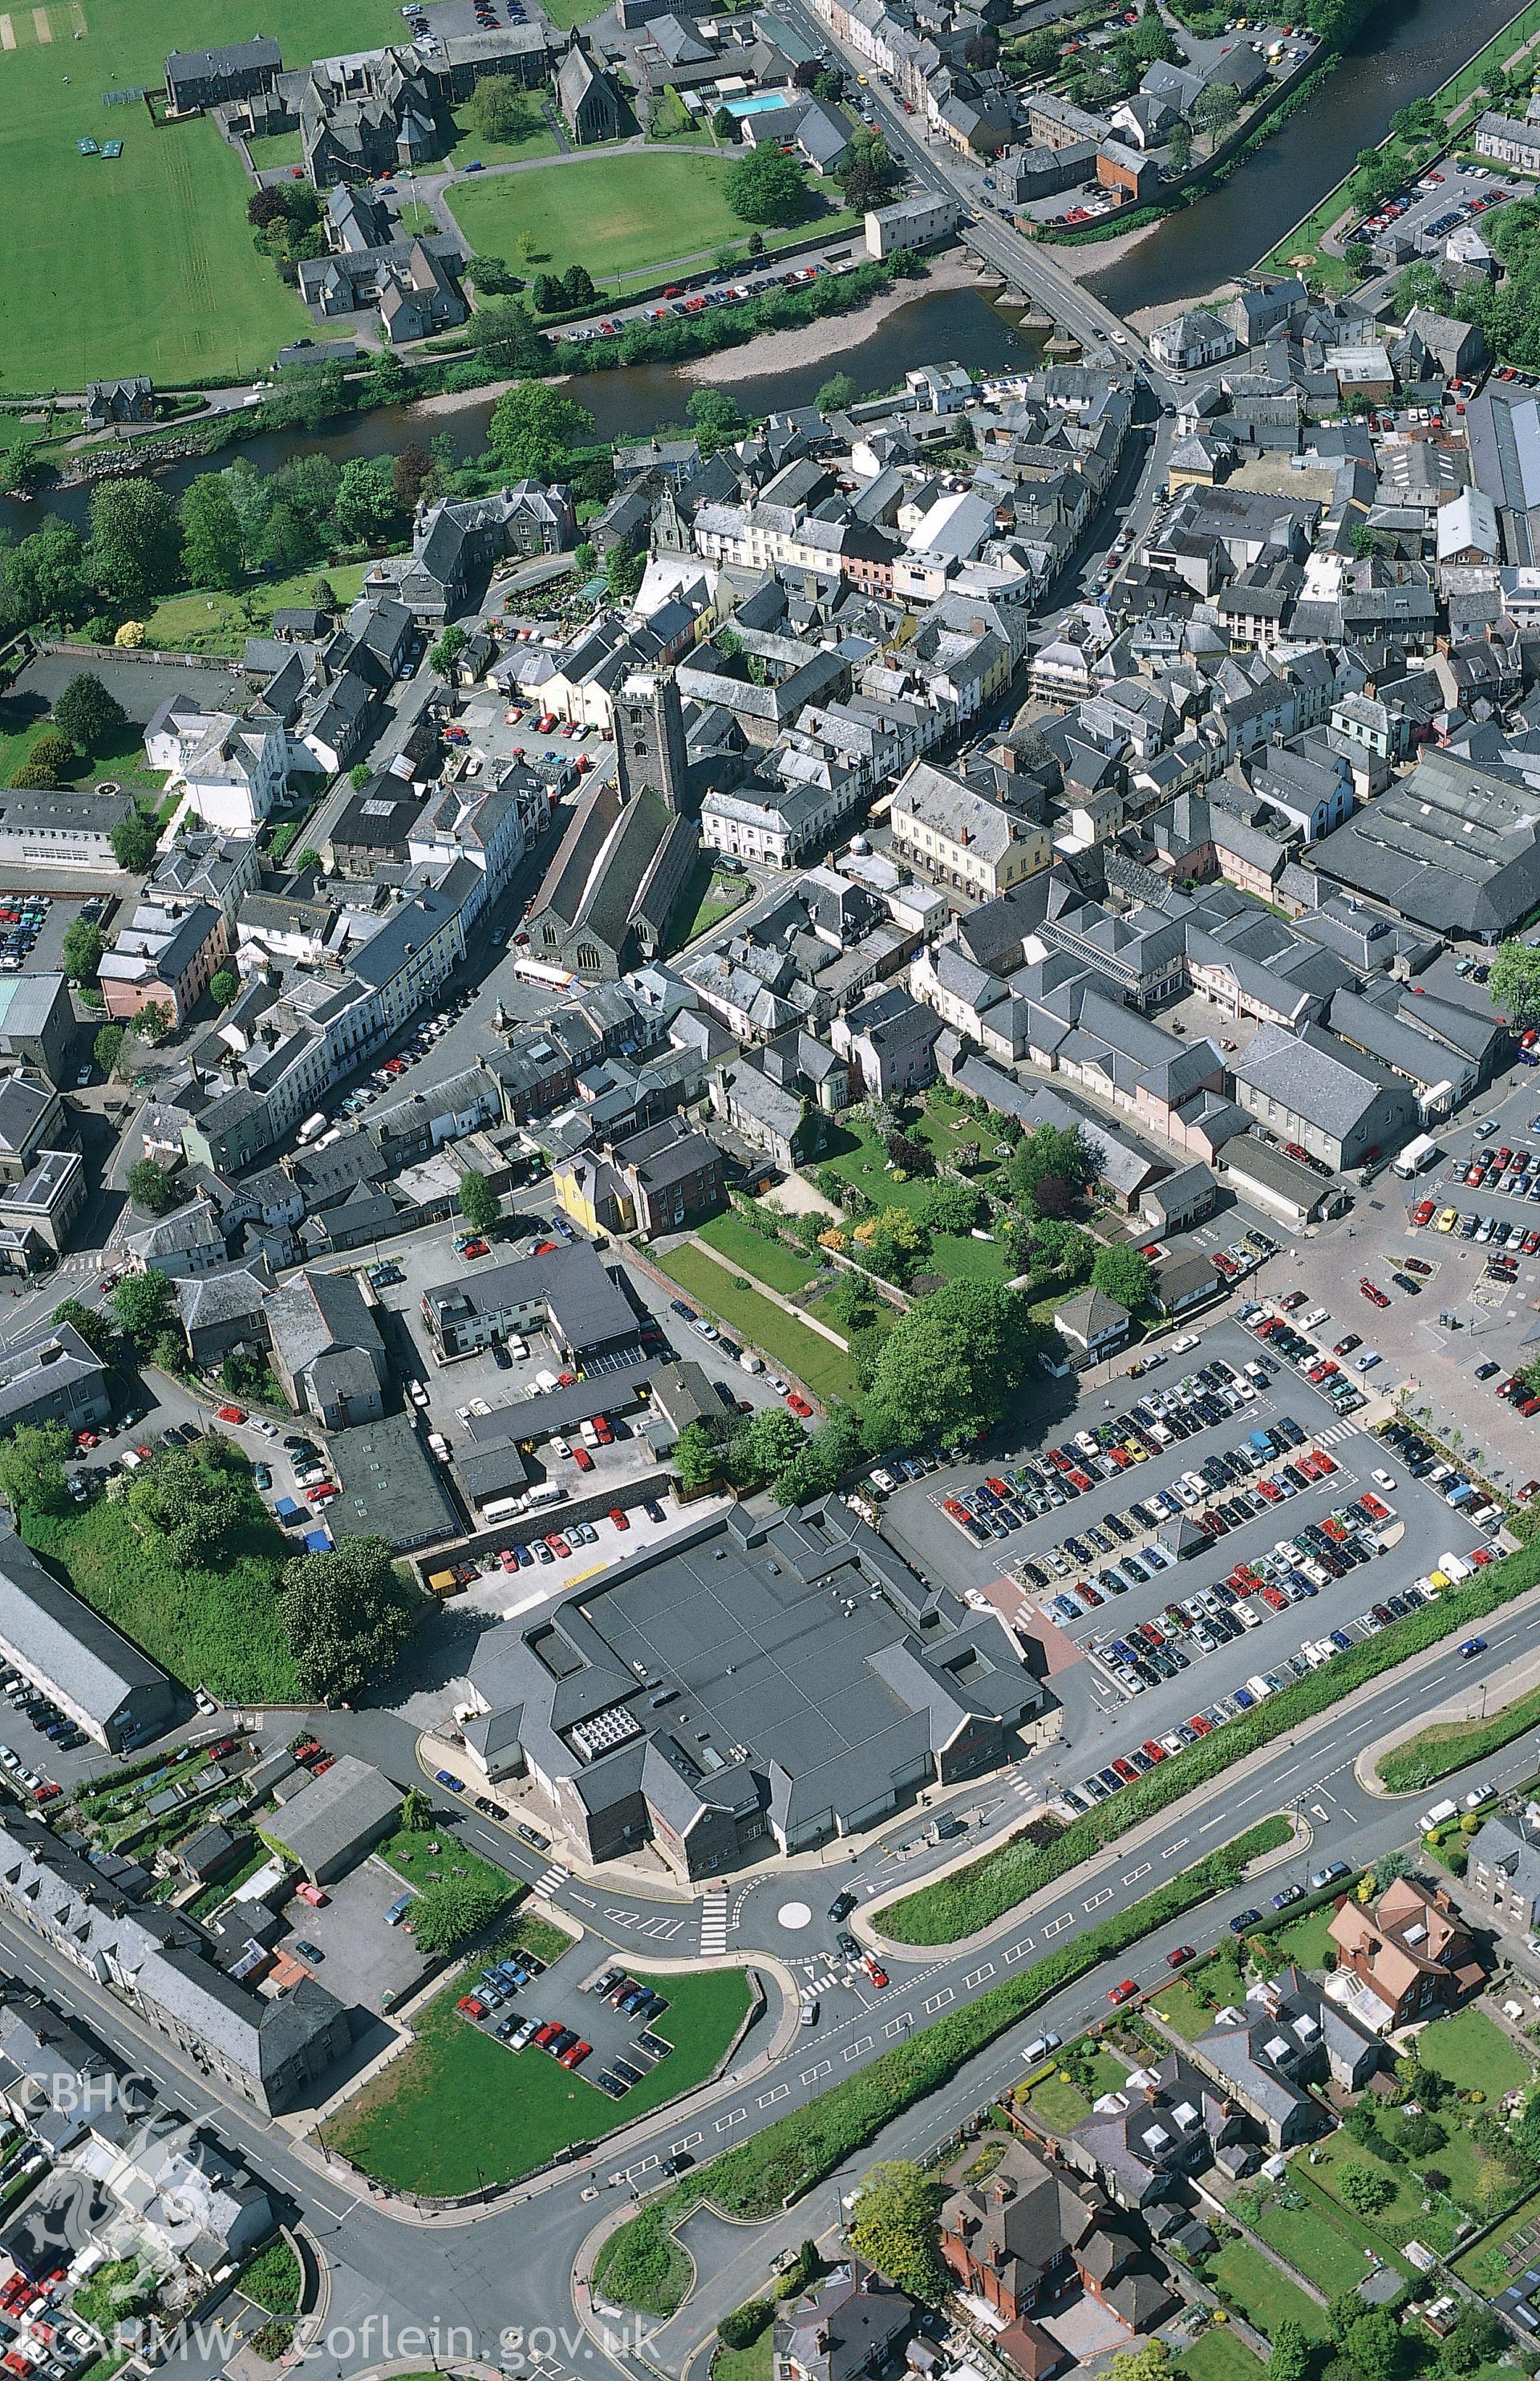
676 252 982 385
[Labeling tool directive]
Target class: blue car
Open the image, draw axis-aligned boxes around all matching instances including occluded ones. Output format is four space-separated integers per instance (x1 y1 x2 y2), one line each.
434 1769 465 1792
1461 1637 1488 1659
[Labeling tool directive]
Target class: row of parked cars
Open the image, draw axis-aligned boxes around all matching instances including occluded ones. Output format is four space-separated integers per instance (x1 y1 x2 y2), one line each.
1248 1309 1368 1419
0 891 51 979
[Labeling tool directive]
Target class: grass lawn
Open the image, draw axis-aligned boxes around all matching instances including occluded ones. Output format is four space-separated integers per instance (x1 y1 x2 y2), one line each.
1250 2188 1380 2298
1266 1904 1339 1972
323 1965 752 2192
657 1243 861 1407
0 0 411 388
538 0 609 26
714 2336 772 2381
22 1491 299 1704
448 151 846 289
1376 1681 1540 1792
1303 2127 1497 2255
667 853 751 951
245 132 303 169
398 200 438 233
139 562 371 655
1176 2334 1266 2381
1210 2241 1326 2340
444 112 559 169
1152 1977 1218 2041
697 1212 823 1299
809 1110 1011 1288
376 1826 518 1917
1024 2046 1129 2131
0 708 167 793
1417 2006 1536 2098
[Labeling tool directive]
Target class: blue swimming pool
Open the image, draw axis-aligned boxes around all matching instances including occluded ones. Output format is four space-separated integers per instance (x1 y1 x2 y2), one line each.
723 90 790 115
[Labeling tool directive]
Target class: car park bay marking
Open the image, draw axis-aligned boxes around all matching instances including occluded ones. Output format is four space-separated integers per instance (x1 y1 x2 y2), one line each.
1003 1938 1034 1963
759 2083 790 2107
801 2061 833 2083
963 1963 995 1988
923 1986 955 2013
1084 1887 1115 1911
845 2036 873 2059
1042 1913 1074 1938
671 2132 703 2152
715 2107 748 2131
1123 1863 1152 1884
885 2013 914 2037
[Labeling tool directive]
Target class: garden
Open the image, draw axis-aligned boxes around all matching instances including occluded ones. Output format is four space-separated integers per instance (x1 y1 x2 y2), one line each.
655 1243 865 1407
322 1961 752 2193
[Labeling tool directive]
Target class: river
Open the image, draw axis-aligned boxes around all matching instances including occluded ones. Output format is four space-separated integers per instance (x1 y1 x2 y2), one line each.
0 284 1036 544
1087 0 1529 317
0 0 1519 541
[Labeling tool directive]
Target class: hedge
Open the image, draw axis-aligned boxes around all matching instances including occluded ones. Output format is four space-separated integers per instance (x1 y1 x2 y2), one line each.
879 1536 1540 1947
592 1815 1288 2315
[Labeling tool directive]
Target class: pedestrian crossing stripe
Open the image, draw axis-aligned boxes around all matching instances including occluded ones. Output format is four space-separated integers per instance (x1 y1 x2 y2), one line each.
1315 1420 1360 1446
699 1890 728 1953
531 1864 567 1900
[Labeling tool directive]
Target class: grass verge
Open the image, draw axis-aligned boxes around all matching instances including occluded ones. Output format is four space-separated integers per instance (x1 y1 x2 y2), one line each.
696 1213 824 1299
876 1540 1540 1946
1376 1680 1540 1792
593 1818 1288 2315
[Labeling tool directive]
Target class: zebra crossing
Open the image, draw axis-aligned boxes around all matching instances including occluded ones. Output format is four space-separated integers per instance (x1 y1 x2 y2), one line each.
529 1863 568 1902
699 1889 729 1955
1315 1419 1362 1447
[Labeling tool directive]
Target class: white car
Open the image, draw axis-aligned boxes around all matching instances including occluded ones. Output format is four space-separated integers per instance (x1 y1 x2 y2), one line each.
253 1418 278 1438
1372 1469 1396 1490
1170 1334 1198 1353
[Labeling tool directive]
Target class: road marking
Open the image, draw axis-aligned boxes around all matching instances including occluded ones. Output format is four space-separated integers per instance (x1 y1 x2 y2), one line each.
671 2132 703 2152
800 2061 833 2083
715 2107 748 2131
699 1888 728 1956
1084 1887 1114 1911
1198 1812 1227 1831
1123 1862 1152 1884
531 1864 568 1900
923 1986 955 2012
1043 1912 1074 1937
963 1962 995 1988
758 2083 789 2107
885 2013 914 2038
845 2035 873 2059
1163 1837 1189 1858
1003 1938 1033 1963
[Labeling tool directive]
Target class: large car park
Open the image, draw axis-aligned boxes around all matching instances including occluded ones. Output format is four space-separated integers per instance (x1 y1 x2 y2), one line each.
456 1949 680 2100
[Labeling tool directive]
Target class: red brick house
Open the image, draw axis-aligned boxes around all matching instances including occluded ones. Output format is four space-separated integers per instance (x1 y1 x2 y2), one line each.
1327 1876 1486 2032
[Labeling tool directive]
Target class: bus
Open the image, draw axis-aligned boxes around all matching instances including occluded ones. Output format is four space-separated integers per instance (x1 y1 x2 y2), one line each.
512 956 574 990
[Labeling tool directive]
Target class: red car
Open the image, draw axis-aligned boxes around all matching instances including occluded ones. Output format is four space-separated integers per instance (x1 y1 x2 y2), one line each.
863 1957 890 1988
1165 1945 1196 1969
546 1534 570 1557
1107 1977 1138 2006
74 1430 99 1449
306 1484 336 1504
533 2021 563 2049
215 1404 247 1425
1410 1199 1436 1227
609 1507 629 1531
458 1995 488 2019
785 1392 813 1418
460 1239 490 1259
557 2038 592 2068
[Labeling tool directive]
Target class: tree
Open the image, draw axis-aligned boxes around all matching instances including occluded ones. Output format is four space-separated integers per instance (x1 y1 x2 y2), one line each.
816 371 856 412
109 812 157 874
53 671 128 755
430 624 468 683
848 2164 948 2302
563 263 597 310
725 145 809 227
134 1000 174 1044
772 1403 864 1504
409 1872 510 1957
278 1535 416 1702
1167 119 1192 171
93 1022 126 1077
50 1298 117 1361
0 517 89 632
1337 2164 1395 2218
248 185 290 227
464 297 548 376
61 919 103 984
687 385 747 456
178 476 245 593
209 968 239 1008
400 1786 435 1832
1008 1122 1101 1214
459 1169 500 1234
465 73 540 142
919 1180 981 1237
533 271 565 315
125 1158 182 1216
87 479 182 609
1031 1217 1096 1283
1489 940 1540 1026
1396 2111 1445 2158
1194 79 1239 136
673 1417 731 1491
0 1421 71 1518
333 455 401 546
1267 2323 1310 2381
865 1281 1028 1447
108 1269 175 1350
851 1204 926 1286
1344 2311 1402 2381
485 380 595 478
737 1404 807 1483
393 441 436 514
605 542 646 603
1015 25 1062 71
128 1446 246 1564
837 128 900 211
1092 1244 1152 1312
1104 2348 1171 2381
13 730 78 787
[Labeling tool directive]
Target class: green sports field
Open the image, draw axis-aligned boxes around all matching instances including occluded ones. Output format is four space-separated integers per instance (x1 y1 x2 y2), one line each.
0 0 401 390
